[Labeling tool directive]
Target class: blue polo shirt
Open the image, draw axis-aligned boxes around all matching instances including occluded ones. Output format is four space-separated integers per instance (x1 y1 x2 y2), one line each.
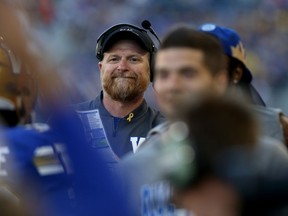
74 91 165 158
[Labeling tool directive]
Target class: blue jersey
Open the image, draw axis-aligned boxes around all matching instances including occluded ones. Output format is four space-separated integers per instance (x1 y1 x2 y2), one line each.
0 109 131 216
0 123 74 216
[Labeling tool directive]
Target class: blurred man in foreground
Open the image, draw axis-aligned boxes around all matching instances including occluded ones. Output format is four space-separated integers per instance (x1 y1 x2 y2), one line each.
121 25 288 215
121 26 228 215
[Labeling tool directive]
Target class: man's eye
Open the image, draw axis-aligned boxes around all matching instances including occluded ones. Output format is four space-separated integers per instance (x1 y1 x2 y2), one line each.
181 69 196 78
108 57 119 62
129 57 140 63
155 70 169 80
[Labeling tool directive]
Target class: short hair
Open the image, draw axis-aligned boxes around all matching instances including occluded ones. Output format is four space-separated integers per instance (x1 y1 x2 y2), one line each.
160 26 226 75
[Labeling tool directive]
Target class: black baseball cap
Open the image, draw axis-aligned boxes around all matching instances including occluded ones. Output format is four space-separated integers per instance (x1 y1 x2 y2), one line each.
95 23 156 61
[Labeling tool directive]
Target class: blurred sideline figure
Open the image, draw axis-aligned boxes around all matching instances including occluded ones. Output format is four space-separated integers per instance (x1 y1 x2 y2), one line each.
165 97 288 216
121 26 229 215
0 3 130 216
0 23 39 216
121 26 288 215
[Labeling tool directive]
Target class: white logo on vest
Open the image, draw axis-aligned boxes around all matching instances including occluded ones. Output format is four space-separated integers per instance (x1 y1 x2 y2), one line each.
130 137 146 153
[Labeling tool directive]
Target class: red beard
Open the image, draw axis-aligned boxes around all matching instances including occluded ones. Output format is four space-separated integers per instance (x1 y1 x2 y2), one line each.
102 71 149 102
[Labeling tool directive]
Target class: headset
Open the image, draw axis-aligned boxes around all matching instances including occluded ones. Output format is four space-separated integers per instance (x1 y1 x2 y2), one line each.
95 20 160 82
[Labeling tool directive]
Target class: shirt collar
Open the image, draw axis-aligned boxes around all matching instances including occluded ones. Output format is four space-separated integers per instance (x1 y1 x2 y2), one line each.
96 91 148 122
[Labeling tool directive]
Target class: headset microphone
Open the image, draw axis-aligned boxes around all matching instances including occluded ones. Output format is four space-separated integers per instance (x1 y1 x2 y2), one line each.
141 20 161 45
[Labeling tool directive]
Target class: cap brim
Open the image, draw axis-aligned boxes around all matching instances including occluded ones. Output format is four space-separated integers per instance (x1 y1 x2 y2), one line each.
242 65 253 84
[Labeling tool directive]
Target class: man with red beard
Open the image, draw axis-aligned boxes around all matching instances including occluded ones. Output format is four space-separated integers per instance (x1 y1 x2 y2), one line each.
74 23 164 160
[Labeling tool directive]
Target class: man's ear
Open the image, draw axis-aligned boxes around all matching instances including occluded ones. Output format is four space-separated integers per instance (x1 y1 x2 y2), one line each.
98 62 103 75
232 66 243 84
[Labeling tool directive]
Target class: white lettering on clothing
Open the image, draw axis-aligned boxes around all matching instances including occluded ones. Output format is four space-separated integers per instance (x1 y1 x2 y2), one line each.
0 146 9 176
130 137 146 153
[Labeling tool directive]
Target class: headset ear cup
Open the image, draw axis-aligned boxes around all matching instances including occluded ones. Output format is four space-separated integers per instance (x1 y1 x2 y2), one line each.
96 33 106 60
95 43 102 60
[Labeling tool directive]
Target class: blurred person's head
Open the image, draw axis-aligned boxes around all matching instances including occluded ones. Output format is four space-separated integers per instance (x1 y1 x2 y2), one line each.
96 24 157 103
161 97 259 216
162 97 288 215
181 97 258 160
199 24 265 106
0 37 37 126
153 26 228 119
0 186 29 216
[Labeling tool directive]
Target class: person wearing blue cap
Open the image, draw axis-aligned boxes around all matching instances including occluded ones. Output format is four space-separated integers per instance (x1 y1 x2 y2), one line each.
199 23 265 106
199 23 288 147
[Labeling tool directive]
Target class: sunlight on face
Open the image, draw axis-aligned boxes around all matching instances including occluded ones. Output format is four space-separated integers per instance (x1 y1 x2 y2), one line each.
154 48 226 118
99 40 150 102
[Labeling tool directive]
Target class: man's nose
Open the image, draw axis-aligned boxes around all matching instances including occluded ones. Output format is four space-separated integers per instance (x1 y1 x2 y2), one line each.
165 73 182 89
117 59 129 71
